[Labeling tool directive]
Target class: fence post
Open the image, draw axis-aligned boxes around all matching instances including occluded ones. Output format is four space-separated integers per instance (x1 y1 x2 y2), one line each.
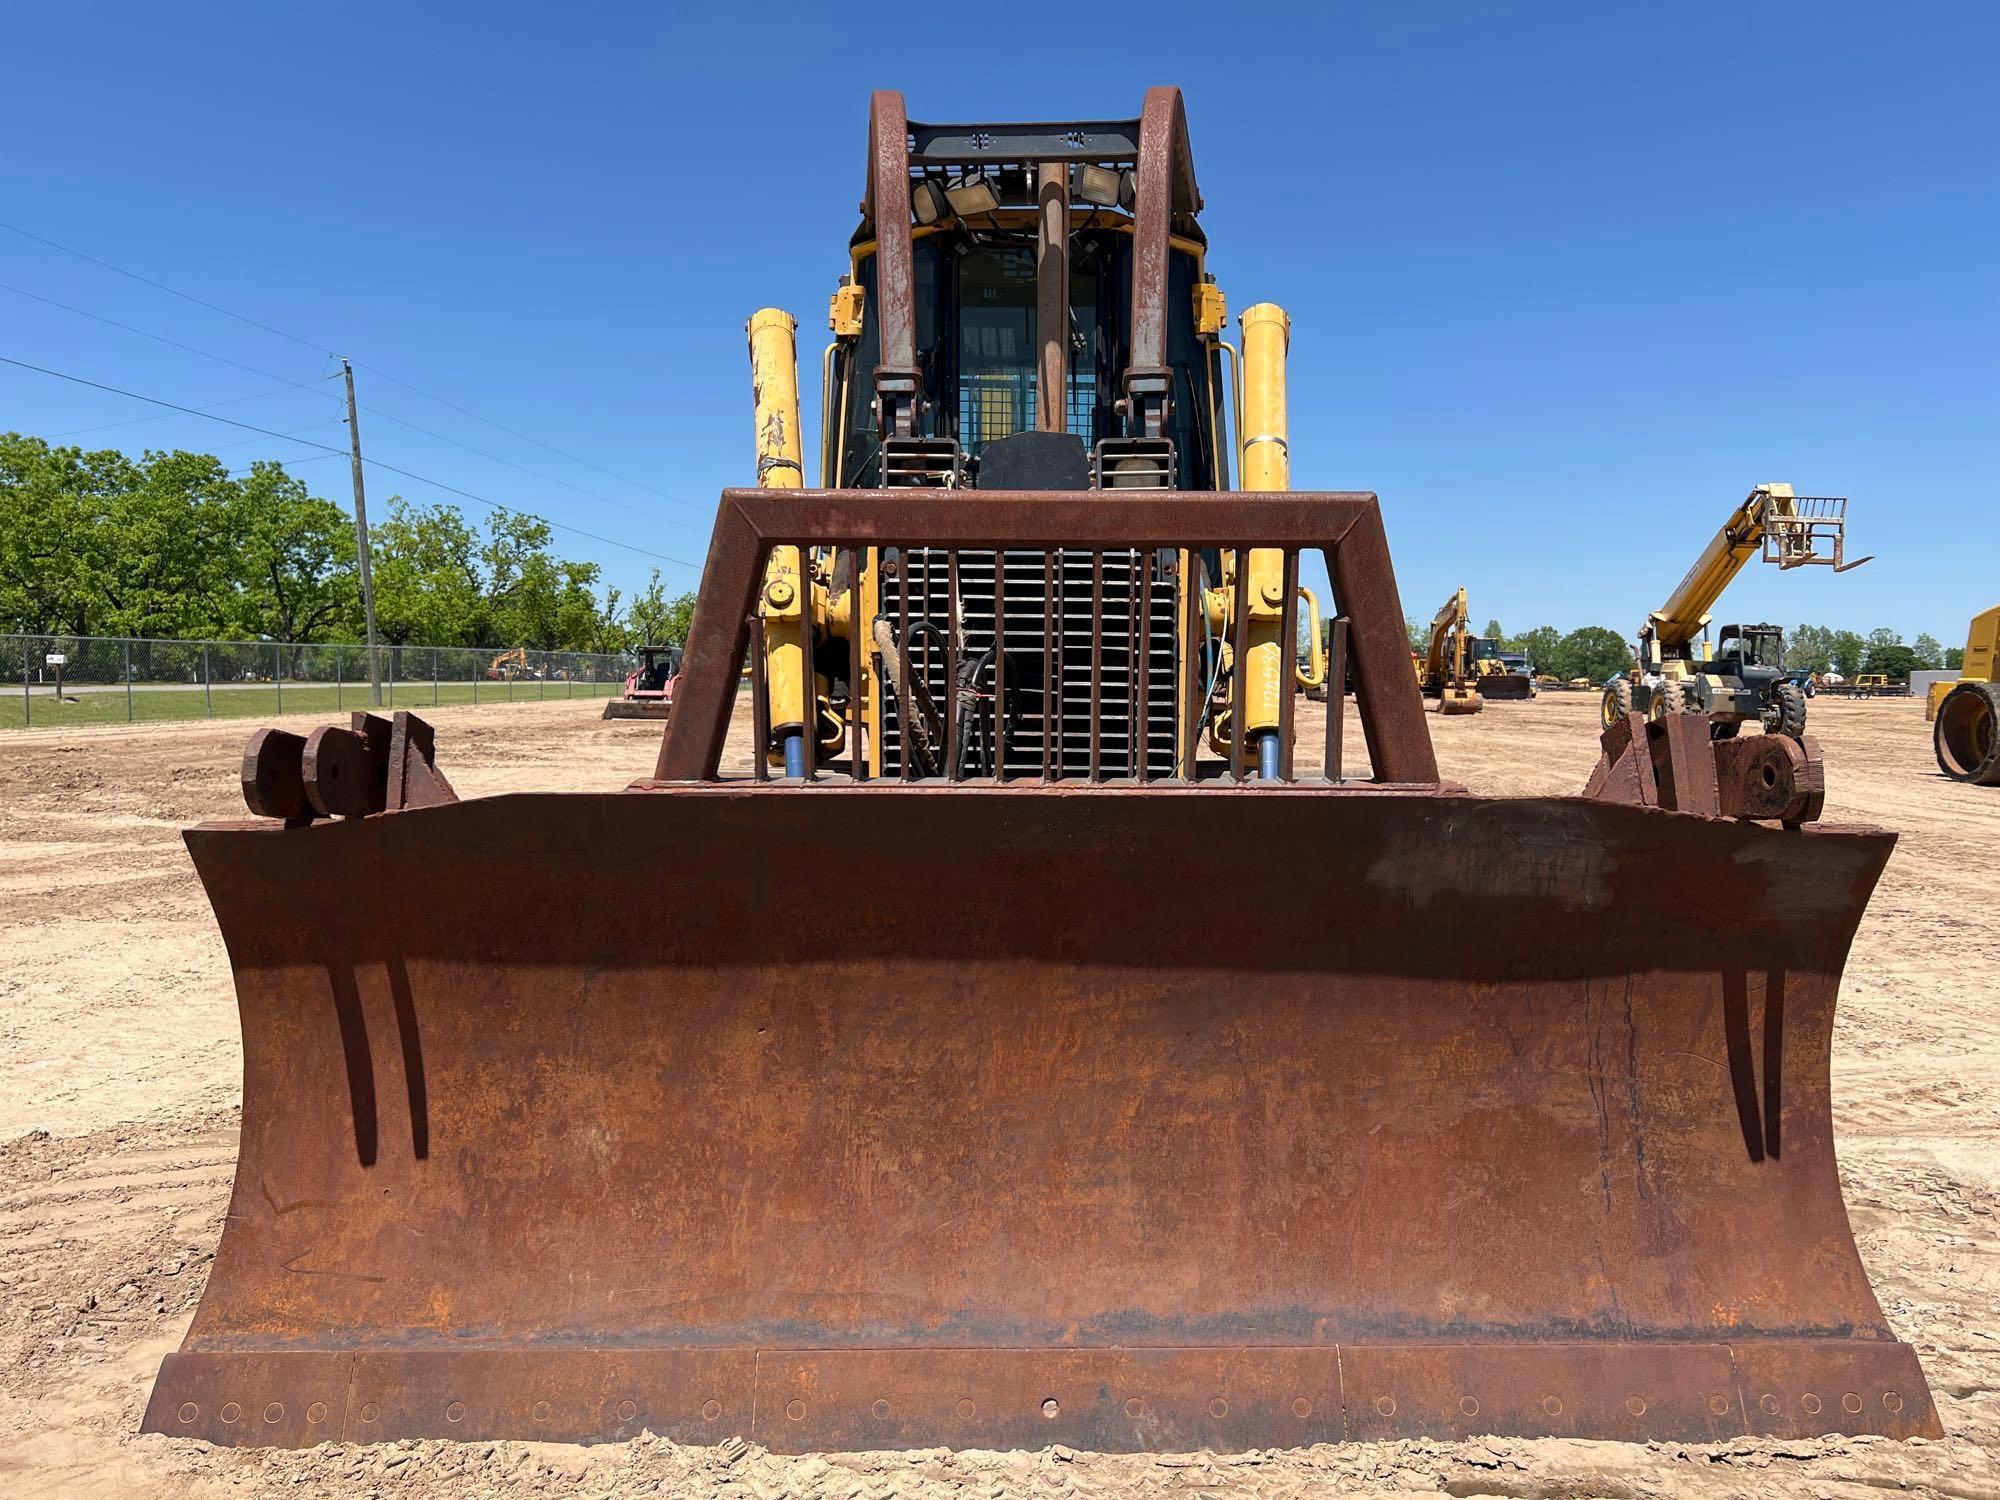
568 656 574 699
432 649 439 707
387 646 396 707
274 643 283 715
202 643 212 717
336 650 343 711
21 637 30 728
539 654 547 701
124 641 133 722
472 658 478 705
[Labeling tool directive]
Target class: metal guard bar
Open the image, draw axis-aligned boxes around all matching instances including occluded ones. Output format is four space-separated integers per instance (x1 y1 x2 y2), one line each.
654 488 1437 786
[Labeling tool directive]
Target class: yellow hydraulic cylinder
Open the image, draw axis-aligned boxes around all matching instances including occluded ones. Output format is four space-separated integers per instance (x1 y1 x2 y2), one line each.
749 309 818 772
1237 302 1291 775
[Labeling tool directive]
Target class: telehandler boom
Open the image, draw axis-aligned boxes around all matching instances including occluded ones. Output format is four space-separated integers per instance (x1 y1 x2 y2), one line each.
146 89 1935 1455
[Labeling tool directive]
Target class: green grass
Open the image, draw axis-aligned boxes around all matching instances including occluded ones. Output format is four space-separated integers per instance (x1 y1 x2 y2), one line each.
0 678 621 730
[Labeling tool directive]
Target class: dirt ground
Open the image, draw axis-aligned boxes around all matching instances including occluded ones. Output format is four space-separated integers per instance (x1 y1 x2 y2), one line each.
1 691 1995 1498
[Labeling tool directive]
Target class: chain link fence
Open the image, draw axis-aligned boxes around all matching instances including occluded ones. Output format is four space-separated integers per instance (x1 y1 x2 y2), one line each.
2 634 641 729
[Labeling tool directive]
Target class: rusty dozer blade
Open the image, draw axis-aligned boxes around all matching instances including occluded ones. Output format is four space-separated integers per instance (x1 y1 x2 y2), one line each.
600 696 674 720
1477 672 1535 701
145 492 1938 1454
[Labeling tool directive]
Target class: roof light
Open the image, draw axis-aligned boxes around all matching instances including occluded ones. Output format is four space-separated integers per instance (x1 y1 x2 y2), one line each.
911 180 948 226
1071 163 1122 208
944 171 999 218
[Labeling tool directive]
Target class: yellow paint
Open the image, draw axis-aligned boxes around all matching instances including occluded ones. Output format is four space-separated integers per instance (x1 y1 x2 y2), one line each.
748 310 821 757
1193 281 1226 336
1295 587 1325 689
828 283 864 337
1237 303 1291 740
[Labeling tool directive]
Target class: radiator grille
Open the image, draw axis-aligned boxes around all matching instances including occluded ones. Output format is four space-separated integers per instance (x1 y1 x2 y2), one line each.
878 548 1179 778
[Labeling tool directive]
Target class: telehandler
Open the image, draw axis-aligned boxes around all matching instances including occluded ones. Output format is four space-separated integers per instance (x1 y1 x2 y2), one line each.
1603 485 1868 738
147 89 1935 1454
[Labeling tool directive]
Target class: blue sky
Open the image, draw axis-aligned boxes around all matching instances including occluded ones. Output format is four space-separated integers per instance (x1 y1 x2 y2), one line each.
3 2 1992 643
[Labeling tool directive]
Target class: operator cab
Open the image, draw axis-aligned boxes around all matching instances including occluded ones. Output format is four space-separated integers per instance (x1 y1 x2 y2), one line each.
826 96 1225 494
1709 623 1785 682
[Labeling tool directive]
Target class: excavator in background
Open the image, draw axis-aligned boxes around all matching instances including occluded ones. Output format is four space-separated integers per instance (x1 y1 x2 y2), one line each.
1603 484 1868 738
1930 602 2000 783
147 89 1936 1454
1416 587 1483 714
484 647 530 681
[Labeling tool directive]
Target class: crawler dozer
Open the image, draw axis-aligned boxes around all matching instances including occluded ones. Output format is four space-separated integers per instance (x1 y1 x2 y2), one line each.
148 89 1938 1453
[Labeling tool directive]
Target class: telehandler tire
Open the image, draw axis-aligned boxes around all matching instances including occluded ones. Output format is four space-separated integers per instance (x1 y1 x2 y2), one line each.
1763 680 1809 740
1601 678 1633 727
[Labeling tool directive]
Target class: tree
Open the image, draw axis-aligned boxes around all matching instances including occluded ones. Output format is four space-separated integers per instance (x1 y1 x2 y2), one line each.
371 498 487 645
1828 630 1866 676
1482 618 1504 643
480 511 615 650
1 433 139 635
1863 641 1919 681
627 569 697 648
1405 616 1427 654
1945 646 1965 670
1785 624 1834 673
1511 625 1561 675
1547 626 1632 685
226 462 359 644
1912 633 1944 670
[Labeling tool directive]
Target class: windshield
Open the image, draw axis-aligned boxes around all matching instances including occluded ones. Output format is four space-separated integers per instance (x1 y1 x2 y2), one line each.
835 231 1218 489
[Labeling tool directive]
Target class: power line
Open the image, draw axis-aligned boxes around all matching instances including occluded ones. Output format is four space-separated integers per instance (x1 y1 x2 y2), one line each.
0 220 332 355
226 452 347 478
0 354 702 571
0 281 341 398
5 275 704 533
359 402 709 528
353 361 711 511
2 219 709 514
53 380 343 439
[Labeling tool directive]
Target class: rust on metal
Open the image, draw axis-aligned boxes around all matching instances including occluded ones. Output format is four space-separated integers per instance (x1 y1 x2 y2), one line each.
1325 615 1348 781
1124 86 1198 436
150 780 1932 1449
864 91 920 438
240 728 312 821
1586 713 1825 829
654 490 1439 785
153 477 1936 1452
1717 733 1826 824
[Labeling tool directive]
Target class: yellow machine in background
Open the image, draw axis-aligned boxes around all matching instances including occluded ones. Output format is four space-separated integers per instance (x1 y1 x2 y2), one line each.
1930 603 2000 783
1416 587 1483 715
1604 483 1867 738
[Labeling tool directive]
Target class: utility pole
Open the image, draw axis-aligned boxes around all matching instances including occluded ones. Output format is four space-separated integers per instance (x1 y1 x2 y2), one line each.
341 359 383 706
